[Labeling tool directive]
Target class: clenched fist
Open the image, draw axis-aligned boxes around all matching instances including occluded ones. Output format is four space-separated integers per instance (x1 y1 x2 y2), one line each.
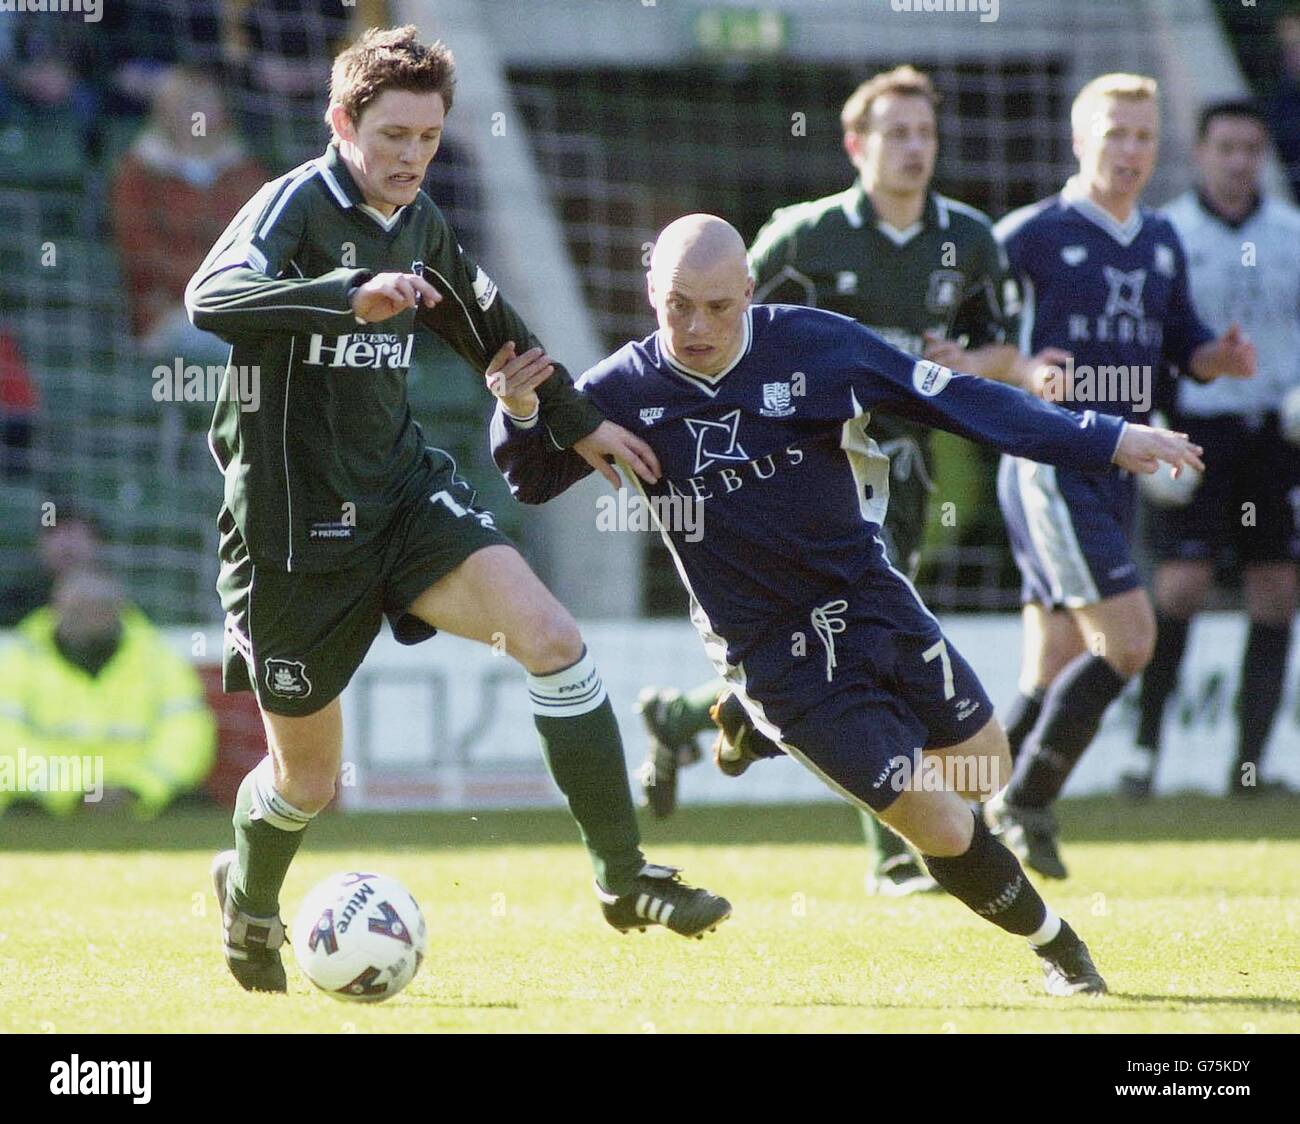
350 271 441 323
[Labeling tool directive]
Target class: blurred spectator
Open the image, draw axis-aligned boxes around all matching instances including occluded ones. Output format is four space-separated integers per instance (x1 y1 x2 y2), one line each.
0 507 101 628
235 0 352 99
96 0 226 117
110 65 267 367
0 327 37 479
1267 9 1300 200
225 0 353 150
0 7 101 152
0 569 216 818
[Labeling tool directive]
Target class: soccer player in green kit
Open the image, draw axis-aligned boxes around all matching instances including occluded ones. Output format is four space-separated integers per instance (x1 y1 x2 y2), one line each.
636 66 1066 896
185 26 729 993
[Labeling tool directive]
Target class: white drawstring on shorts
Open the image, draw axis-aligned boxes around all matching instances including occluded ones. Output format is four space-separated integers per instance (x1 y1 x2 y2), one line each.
810 599 848 683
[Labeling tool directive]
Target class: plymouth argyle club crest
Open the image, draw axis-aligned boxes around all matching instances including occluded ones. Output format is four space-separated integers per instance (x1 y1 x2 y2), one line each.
925 269 965 316
265 658 312 699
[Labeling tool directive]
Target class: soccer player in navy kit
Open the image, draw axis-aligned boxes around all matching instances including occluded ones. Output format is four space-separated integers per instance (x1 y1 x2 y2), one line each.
490 213 1207 994
987 75 1256 878
633 66 1050 898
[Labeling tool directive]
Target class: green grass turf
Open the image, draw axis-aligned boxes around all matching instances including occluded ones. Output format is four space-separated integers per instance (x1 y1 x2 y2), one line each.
1 795 1297 1033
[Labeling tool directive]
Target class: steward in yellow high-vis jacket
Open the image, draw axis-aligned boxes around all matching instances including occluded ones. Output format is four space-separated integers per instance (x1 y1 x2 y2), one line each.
0 570 216 817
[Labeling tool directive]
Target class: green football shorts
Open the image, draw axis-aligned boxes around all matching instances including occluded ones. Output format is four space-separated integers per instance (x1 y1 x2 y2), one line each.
217 449 511 717
874 418 932 582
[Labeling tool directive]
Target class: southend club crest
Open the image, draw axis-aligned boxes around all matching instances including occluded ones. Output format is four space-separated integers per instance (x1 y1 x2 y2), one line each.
759 381 796 418
265 658 312 699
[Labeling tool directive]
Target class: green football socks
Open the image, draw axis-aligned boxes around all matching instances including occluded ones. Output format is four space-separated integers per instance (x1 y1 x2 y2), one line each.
675 679 728 739
230 755 313 917
529 648 646 896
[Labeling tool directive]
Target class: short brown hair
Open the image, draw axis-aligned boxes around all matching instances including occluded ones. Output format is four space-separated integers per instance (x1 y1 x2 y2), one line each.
326 25 456 131
840 66 939 134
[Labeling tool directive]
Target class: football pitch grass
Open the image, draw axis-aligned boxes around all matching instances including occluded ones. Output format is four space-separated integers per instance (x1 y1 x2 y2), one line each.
1 796 1297 1034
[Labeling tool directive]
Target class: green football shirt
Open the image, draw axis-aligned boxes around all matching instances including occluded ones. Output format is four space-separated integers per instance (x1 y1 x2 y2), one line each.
748 180 1018 357
747 180 1019 547
187 141 603 573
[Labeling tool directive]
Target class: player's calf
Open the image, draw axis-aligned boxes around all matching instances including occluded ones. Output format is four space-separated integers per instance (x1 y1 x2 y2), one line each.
884 788 1106 995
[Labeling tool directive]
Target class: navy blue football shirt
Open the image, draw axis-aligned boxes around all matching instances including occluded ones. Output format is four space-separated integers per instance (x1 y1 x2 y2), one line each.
995 178 1215 421
492 304 1125 663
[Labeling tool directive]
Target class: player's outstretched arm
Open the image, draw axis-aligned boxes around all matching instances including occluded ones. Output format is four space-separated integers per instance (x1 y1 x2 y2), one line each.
856 327 1127 473
185 260 379 343
414 215 605 449
487 343 659 503
1111 422 1204 477
880 350 1205 479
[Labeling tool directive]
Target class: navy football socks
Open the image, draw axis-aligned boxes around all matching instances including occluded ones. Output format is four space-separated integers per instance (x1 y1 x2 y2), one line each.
1003 686 1046 763
1006 653 1129 808
924 812 1055 939
1135 613 1190 753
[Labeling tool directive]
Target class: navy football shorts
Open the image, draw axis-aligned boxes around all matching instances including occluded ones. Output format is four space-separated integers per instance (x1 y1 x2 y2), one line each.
997 453 1141 608
724 545 993 812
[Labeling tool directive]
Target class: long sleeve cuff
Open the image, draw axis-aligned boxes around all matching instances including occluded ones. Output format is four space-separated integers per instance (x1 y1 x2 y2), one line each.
501 403 540 429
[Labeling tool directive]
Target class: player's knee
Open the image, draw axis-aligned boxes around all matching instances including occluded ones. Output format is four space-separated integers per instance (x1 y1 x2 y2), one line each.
1244 573 1297 625
1155 566 1211 618
1105 633 1155 678
982 723 1012 795
908 798 976 858
279 769 336 814
1158 584 1207 620
513 610 584 674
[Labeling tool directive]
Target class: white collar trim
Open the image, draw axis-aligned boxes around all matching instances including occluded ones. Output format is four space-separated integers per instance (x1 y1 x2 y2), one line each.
1061 176 1143 246
316 154 406 230
841 187 864 229
659 308 753 392
357 202 405 230
876 219 923 246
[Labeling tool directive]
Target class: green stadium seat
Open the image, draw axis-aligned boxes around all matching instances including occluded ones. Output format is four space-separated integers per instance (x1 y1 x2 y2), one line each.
0 108 85 188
